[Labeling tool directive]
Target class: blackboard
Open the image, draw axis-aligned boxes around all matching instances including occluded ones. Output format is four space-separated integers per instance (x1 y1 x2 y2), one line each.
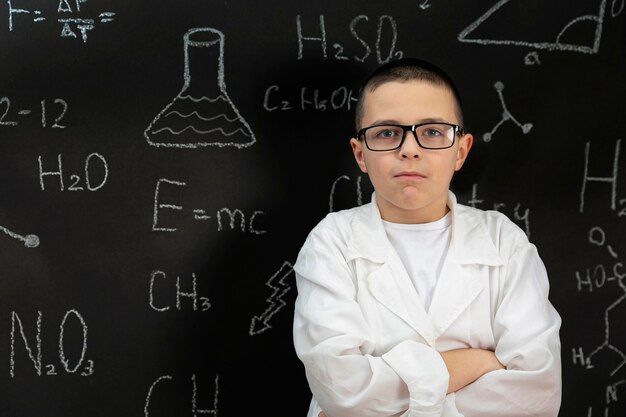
1 0 625 415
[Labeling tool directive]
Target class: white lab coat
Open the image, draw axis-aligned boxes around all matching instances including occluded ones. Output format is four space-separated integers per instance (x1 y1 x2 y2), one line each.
293 192 561 417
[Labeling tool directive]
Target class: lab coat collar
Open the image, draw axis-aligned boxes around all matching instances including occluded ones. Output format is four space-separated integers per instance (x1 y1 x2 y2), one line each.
345 191 504 341
344 194 389 264
346 191 504 267
447 191 504 266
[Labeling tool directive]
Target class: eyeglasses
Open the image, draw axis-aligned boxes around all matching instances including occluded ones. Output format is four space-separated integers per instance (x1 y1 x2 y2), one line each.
357 122 464 151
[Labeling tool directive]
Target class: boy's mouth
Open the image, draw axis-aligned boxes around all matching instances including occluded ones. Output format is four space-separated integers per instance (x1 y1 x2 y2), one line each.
394 171 427 179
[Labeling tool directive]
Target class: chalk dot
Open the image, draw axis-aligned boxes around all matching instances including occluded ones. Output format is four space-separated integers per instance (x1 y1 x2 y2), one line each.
24 234 40 248
522 123 533 134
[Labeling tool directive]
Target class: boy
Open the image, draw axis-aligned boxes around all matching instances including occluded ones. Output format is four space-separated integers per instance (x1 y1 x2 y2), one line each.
292 58 562 417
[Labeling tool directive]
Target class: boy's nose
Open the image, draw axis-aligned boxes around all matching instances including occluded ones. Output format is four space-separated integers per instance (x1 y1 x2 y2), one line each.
399 130 422 159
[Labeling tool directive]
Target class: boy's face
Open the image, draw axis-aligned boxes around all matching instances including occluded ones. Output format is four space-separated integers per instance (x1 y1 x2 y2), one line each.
350 80 473 223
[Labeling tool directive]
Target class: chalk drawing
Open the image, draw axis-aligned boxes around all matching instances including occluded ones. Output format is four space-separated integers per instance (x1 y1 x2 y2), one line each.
145 28 256 149
465 183 531 237
329 174 363 212
0 224 39 248
144 375 172 416
249 261 294 336
38 153 108 192
573 227 626 415
0 97 68 128
192 373 219 416
297 14 403 63
144 373 219 416
589 226 619 259
524 51 541 65
263 84 359 112
152 178 268 234
580 139 622 213
10 309 94 377
149 270 211 312
585 229 626 377
579 270 626 415
458 0 623 55
482 81 532 142
7 0 115 42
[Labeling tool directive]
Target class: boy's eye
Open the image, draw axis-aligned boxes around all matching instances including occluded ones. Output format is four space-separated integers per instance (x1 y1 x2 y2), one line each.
422 127 444 137
374 127 401 139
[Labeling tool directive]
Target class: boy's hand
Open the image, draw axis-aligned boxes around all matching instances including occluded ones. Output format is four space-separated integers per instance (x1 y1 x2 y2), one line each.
318 412 327 417
440 348 504 394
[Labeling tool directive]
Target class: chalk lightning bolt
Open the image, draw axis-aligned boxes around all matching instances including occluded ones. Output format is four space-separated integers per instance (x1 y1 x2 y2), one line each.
249 261 294 336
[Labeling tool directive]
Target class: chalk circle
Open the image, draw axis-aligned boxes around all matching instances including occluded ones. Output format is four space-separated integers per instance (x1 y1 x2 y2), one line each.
589 226 606 246
524 51 541 66
24 234 40 248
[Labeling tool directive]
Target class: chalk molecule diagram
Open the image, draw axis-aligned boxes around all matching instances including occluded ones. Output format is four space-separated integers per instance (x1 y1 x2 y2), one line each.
574 226 626 416
584 227 626 377
458 0 624 59
249 261 293 336
482 81 533 142
0 224 39 248
144 27 256 149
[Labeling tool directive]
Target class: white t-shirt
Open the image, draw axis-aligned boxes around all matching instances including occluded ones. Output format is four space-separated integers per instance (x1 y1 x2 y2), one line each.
382 212 452 312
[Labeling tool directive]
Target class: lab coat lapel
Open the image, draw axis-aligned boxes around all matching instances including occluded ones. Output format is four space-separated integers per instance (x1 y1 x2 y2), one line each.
367 259 436 344
346 194 436 344
427 259 482 338
428 192 504 338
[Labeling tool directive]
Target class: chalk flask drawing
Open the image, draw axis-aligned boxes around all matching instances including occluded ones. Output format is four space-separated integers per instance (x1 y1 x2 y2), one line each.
145 28 256 148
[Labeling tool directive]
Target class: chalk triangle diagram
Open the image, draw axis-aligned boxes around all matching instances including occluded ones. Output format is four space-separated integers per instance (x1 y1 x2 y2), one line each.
457 0 607 54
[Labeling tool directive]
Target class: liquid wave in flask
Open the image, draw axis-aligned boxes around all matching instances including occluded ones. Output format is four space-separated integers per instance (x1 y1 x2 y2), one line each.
145 28 256 149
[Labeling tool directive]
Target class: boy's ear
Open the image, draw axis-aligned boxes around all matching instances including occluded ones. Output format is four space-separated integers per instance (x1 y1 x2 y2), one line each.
455 133 473 171
350 138 368 173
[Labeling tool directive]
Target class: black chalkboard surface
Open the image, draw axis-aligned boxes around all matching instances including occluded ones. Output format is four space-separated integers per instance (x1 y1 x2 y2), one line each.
1 0 625 416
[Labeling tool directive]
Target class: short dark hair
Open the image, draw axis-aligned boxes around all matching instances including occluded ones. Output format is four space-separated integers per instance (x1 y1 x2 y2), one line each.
354 57 465 131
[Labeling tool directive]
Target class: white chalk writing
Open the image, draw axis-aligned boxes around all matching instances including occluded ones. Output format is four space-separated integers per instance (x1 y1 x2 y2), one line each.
149 270 211 312
10 309 94 377
7 0 115 42
152 178 267 234
38 153 108 191
144 373 219 416
296 14 403 63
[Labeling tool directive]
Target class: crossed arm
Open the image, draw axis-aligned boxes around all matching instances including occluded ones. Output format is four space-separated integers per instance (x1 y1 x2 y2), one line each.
440 348 504 393
317 348 504 417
